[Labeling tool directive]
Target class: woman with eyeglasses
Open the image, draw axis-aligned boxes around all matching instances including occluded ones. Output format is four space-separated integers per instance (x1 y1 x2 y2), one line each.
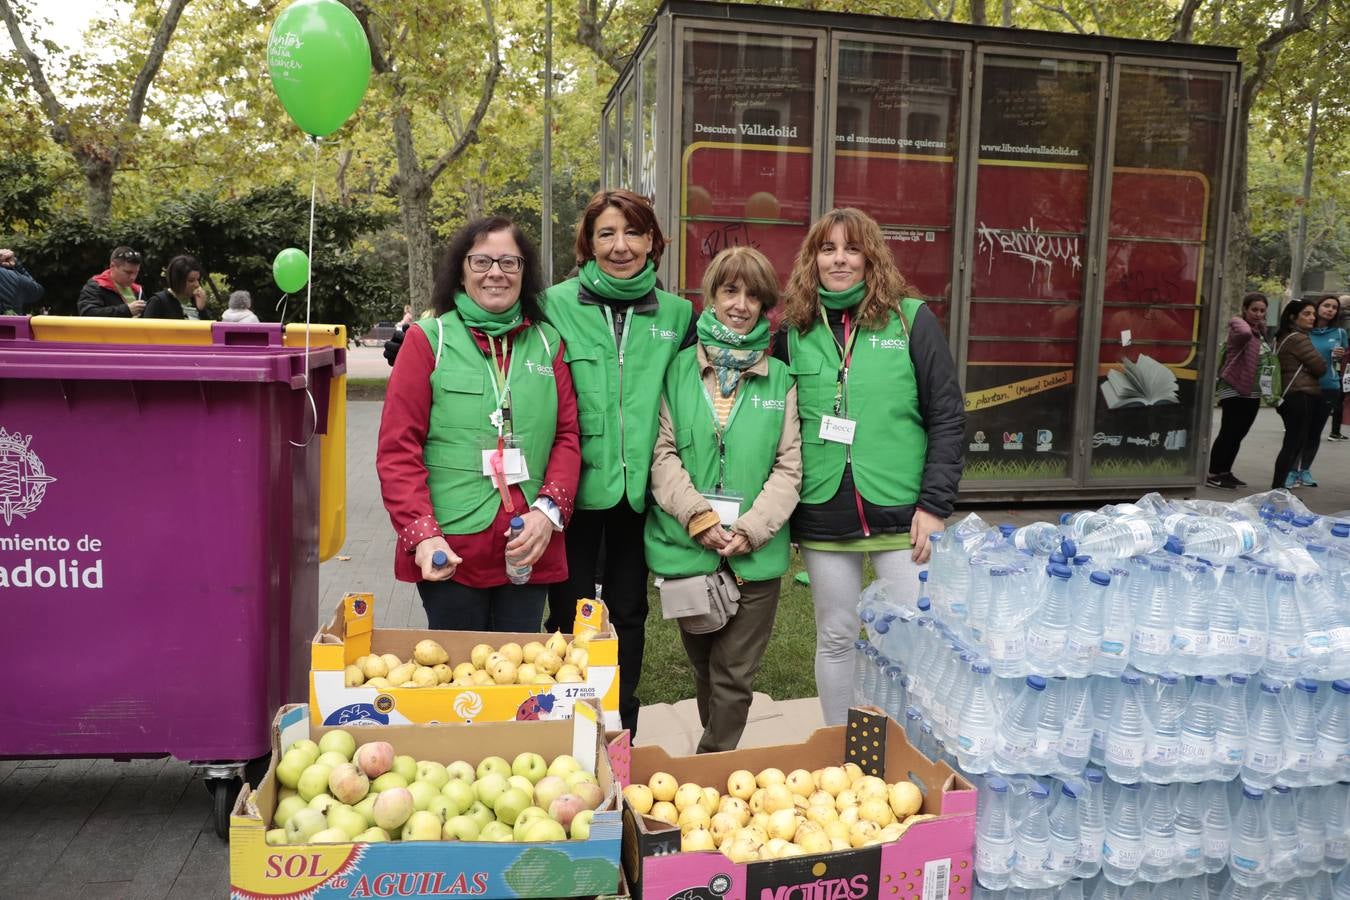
77 246 147 317
376 216 580 632
539 189 695 736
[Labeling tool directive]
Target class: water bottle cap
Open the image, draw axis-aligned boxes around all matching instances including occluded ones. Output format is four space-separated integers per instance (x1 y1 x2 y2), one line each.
509 515 525 529
987 776 1009 792
853 639 869 650
999 523 1016 536
1259 679 1281 694
881 612 897 624
931 531 944 541
1292 515 1317 527
1333 680 1350 694
921 723 933 734
1275 570 1295 582
884 665 902 677
1073 555 1091 566
1120 781 1140 790
876 656 891 667
1332 523 1350 538
1026 675 1047 690
1295 678 1318 693
905 707 921 721
1089 571 1112 586
1271 784 1291 794
1028 783 1049 799
959 651 974 662
1121 672 1141 685
1059 538 1076 558
1229 674 1249 685
917 597 931 611
865 646 879 659
990 567 1009 577
972 661 992 675
1164 535 1184 555
1049 563 1072 579
874 620 890 634
1158 672 1179 685
1060 783 1078 799
1198 676 1218 685
1084 768 1104 783
861 609 876 623
1242 786 1264 799
1059 512 1073 525
1049 551 1068 565
918 570 928 582
1307 544 1328 554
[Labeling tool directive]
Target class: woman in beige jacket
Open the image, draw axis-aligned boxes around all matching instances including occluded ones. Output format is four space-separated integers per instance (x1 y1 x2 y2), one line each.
1272 299 1328 490
645 246 802 752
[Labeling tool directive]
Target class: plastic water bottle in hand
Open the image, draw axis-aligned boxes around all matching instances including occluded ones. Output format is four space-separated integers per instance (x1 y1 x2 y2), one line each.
505 516 532 584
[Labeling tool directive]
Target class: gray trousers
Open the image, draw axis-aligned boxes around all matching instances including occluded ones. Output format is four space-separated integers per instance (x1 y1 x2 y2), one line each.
679 576 782 753
801 548 921 726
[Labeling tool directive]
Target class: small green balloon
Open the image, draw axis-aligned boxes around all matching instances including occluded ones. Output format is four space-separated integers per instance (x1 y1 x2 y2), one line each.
273 248 310 294
268 0 371 137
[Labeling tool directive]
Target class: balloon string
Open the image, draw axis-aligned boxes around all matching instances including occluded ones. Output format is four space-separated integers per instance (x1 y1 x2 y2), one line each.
291 136 321 449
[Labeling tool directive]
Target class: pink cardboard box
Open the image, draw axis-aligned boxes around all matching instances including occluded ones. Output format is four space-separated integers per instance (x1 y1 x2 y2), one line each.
622 708 976 899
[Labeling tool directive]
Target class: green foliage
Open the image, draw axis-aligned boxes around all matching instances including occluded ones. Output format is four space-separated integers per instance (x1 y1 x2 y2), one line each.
5 184 401 335
0 153 54 230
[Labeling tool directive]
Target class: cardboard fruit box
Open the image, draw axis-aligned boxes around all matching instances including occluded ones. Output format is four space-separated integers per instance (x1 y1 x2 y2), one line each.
621 708 976 900
310 593 620 730
230 701 624 898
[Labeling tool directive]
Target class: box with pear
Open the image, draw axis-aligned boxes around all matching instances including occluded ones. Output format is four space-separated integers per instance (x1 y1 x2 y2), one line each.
230 701 626 898
309 593 620 730
620 708 976 900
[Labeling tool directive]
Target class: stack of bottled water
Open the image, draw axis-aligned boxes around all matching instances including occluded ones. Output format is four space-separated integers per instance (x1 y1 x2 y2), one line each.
853 491 1350 898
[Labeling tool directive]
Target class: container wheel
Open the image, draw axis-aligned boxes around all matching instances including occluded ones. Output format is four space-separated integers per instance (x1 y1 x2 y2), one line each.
209 777 239 840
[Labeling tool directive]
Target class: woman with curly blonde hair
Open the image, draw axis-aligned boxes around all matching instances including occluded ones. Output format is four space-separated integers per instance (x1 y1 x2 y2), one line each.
773 207 966 726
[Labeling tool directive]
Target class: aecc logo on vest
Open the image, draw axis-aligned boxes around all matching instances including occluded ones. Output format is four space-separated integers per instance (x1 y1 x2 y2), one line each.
649 324 680 341
749 396 786 411
867 335 907 350
522 359 555 377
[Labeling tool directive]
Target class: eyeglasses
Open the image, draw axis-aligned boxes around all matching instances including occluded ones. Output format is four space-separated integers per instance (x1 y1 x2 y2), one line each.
111 249 143 263
466 254 524 274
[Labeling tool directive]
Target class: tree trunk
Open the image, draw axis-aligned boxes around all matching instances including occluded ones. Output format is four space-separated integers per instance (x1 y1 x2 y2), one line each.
78 150 117 226
971 0 987 26
391 106 436 313
1223 98 1252 320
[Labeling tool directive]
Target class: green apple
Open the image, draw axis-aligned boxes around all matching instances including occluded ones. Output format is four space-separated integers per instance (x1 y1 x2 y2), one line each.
355 826 390 842
371 772 408 792
474 772 509 808
507 775 535 800
440 778 475 816
327 805 368 840
564 770 598 790
372 787 414 831
401 810 443 841
274 795 308 828
479 820 514 842
447 760 476 784
392 755 418 783
285 808 327 843
442 814 481 841
287 739 321 767
521 816 567 842
265 827 288 845
427 795 454 822
513 806 550 841
512 752 548 784
316 750 349 770
465 800 494 830
476 756 511 780
307 793 338 815
297 763 335 802
310 827 350 843
493 787 533 825
407 780 439 811
277 786 299 801
317 729 357 760
533 775 567 812
276 749 310 789
415 760 449 791
546 754 582 780
354 794 379 828
570 809 594 840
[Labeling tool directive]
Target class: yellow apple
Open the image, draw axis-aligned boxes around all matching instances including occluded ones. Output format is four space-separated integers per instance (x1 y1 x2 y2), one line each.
521 641 545 664
805 804 838 827
678 805 710 834
762 784 795 814
648 772 678 803
889 781 923 819
717 796 750 826
834 789 858 813
817 766 850 797
726 769 756 801
413 639 449 667
360 655 389 680
682 827 716 852
859 797 896 827
843 763 864 785
699 786 720 816
785 769 815 797
497 642 523 666
650 801 678 826
623 783 654 815
470 643 495 669
848 819 880 848
766 808 799 841
755 767 786 789
673 782 704 813
854 775 888 801
797 828 832 854
343 665 365 687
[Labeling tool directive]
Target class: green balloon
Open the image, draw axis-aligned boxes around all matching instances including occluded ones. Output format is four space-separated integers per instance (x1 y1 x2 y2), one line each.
273 248 310 294
267 0 371 137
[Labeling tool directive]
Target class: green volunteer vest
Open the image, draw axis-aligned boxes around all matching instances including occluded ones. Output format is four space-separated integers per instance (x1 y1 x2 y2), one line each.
644 347 793 581
788 299 926 506
539 278 693 512
417 312 560 534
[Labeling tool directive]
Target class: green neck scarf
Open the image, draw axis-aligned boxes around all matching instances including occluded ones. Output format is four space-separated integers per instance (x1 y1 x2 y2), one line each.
579 259 657 302
818 281 866 311
696 307 769 397
454 291 522 337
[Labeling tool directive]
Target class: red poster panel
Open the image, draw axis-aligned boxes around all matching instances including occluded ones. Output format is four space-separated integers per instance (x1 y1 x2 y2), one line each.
833 156 956 225
683 146 813 222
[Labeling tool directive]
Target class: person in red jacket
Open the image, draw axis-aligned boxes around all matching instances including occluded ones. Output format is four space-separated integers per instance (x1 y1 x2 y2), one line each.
377 217 581 632
77 246 146 317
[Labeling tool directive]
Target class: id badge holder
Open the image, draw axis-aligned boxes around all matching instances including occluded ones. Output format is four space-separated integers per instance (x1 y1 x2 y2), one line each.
480 436 529 485
819 414 857 445
701 491 743 527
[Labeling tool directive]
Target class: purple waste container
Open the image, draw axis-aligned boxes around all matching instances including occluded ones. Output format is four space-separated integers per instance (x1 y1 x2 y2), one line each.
0 318 344 835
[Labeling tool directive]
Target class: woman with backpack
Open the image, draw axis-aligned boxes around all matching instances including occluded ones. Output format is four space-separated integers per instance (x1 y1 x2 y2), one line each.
1206 292 1269 489
1271 299 1327 491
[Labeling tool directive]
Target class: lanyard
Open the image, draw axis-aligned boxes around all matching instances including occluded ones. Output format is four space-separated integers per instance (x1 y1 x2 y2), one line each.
601 304 635 365
698 379 748 493
820 308 859 416
484 332 516 512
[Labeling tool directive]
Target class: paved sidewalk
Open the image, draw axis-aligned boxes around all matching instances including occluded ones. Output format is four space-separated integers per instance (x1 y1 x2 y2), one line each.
2 400 1345 897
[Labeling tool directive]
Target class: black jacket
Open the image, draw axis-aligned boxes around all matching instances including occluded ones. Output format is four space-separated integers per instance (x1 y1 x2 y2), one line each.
0 262 43 315
143 289 213 321
773 301 965 540
77 276 139 317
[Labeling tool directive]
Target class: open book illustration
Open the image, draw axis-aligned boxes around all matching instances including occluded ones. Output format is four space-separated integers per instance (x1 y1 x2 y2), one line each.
1100 353 1180 409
